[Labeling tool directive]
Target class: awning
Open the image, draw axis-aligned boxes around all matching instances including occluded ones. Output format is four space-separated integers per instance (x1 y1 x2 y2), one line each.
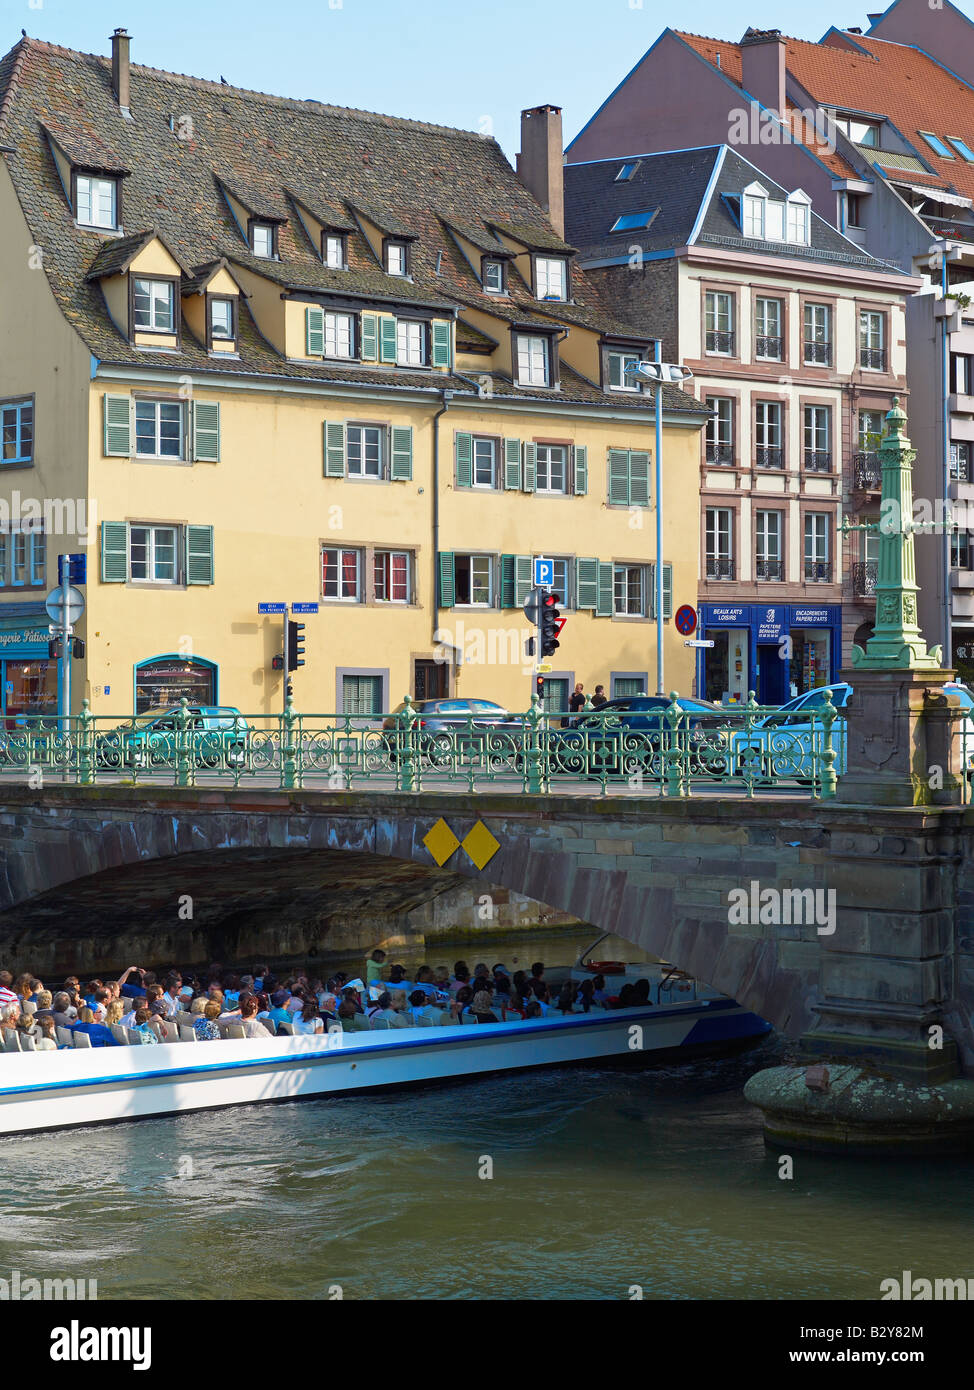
892 181 973 209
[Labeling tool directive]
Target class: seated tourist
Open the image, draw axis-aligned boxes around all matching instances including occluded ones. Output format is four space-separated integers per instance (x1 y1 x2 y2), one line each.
338 1000 370 1033
406 989 439 1022
500 992 525 1021
160 976 183 1017
387 964 411 991
412 967 438 999
525 982 551 1016
15 1011 38 1043
0 971 17 1006
13 973 34 1003
291 997 324 1035
555 983 576 1015
470 990 499 1025
26 977 44 1004
254 991 274 1025
51 991 77 1029
71 1006 120 1047
574 980 602 1014
0 1002 19 1038
590 974 611 1006
147 1000 175 1040
104 1000 126 1029
368 992 408 1028
471 963 490 988
132 1007 160 1044
36 1016 58 1050
616 983 636 1008
91 988 111 1022
449 962 470 996
193 1001 222 1041
450 986 474 1022
632 979 651 1006
82 980 103 1010
266 989 292 1026
238 995 274 1038
524 1001 543 1020
32 990 54 1023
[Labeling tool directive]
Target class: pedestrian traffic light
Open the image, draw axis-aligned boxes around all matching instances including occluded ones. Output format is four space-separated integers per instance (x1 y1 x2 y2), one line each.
287 619 305 669
536 675 544 701
72 637 85 659
539 592 562 657
272 654 284 670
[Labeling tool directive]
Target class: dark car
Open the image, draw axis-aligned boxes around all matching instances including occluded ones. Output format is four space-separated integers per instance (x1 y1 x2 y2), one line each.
548 695 731 780
381 698 525 765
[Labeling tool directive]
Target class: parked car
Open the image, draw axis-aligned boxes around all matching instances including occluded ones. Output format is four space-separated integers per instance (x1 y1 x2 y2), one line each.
96 706 251 770
381 698 525 764
548 695 732 779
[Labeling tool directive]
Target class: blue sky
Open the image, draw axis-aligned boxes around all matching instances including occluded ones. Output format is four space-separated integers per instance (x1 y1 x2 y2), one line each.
11 0 971 159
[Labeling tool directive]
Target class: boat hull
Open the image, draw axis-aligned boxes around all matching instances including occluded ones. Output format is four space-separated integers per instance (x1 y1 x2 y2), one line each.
0 1002 771 1135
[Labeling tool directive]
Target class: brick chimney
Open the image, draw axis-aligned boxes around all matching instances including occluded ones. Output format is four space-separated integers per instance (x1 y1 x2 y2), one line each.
110 27 132 116
740 28 787 117
516 105 564 238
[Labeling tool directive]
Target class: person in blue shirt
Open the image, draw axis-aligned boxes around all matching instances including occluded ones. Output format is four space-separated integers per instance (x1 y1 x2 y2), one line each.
116 965 147 1000
70 1007 120 1047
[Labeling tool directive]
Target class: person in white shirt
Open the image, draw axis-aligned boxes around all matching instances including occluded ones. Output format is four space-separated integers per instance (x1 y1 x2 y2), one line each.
237 996 274 1038
291 998 324 1035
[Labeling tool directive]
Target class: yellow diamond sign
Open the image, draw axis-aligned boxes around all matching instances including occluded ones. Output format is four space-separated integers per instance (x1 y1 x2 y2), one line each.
423 817 461 867
461 819 501 870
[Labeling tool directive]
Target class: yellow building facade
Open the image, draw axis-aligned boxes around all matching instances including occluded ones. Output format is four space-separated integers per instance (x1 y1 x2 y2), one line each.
0 31 708 720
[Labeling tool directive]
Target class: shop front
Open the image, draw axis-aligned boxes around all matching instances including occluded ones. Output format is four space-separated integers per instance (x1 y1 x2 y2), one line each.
954 630 974 689
698 603 841 706
134 656 218 714
0 604 57 725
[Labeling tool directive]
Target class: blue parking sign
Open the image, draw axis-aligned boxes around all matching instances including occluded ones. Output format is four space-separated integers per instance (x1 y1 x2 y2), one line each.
533 557 554 588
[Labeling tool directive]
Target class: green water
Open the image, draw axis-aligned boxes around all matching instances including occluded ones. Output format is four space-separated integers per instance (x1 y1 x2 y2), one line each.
2 932 973 1300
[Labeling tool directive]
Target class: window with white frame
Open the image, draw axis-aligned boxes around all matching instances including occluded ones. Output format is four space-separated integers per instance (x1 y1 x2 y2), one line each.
743 194 765 238
134 399 183 459
210 298 234 340
607 350 640 391
483 260 505 294
535 257 567 300
741 184 809 245
705 291 735 353
386 241 408 276
859 310 885 369
346 425 384 479
454 554 493 606
754 401 783 467
705 507 733 579
374 549 411 603
76 174 118 229
786 199 810 244
833 114 880 147
754 297 783 360
133 279 175 333
129 524 178 583
1 400 33 464
859 409 884 454
536 445 568 494
325 312 354 359
322 546 363 601
397 320 427 366
804 405 831 470
1 529 46 588
515 335 551 387
755 510 782 580
613 564 647 616
250 223 276 259
803 303 832 364
705 397 733 463
324 234 346 269
473 437 497 488
804 513 831 580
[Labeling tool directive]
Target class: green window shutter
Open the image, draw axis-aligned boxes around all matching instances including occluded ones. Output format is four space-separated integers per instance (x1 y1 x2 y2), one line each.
306 307 325 356
576 557 599 610
431 319 452 368
503 438 521 490
629 450 651 507
360 312 378 361
501 554 516 608
186 525 214 585
522 442 537 492
662 562 673 619
455 431 473 488
515 555 533 607
100 521 128 582
438 552 455 607
103 394 131 457
391 426 413 480
379 315 397 363
324 421 345 477
573 444 588 496
192 401 220 462
596 561 614 617
608 448 630 506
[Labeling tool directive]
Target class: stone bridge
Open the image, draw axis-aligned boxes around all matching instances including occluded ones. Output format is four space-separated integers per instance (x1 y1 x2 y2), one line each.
1 784 973 1080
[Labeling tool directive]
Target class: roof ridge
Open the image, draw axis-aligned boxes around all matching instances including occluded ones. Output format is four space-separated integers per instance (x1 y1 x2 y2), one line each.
17 35 496 145
676 27 881 59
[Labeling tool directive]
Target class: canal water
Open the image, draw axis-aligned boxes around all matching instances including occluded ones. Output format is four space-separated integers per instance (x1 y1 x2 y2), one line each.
3 932 974 1301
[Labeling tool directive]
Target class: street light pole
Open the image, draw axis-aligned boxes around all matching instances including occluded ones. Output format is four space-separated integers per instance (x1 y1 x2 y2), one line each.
628 354 694 696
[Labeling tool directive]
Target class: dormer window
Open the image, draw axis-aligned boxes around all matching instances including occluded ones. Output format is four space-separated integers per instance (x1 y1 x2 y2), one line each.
324 234 347 269
482 259 506 294
76 174 118 229
133 278 175 333
742 183 811 247
385 240 408 276
250 221 277 259
535 257 568 301
210 298 235 340
832 114 880 148
787 199 810 245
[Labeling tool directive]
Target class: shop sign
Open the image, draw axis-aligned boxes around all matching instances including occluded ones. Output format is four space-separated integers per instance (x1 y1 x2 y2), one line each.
0 628 48 649
755 606 785 642
791 607 833 627
705 605 749 626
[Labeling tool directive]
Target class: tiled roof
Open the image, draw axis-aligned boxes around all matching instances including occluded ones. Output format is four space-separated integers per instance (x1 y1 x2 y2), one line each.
675 28 974 204
488 219 577 253
0 35 695 415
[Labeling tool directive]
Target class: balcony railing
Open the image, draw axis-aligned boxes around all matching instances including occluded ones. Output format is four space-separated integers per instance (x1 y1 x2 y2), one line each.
804 450 832 473
804 559 833 583
755 335 783 360
706 557 735 580
859 347 887 371
706 330 735 354
854 452 882 490
852 561 878 598
755 559 783 581
755 446 783 469
706 443 733 465
803 340 832 365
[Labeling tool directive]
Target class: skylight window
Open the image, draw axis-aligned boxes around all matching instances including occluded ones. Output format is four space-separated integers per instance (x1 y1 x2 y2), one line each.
615 161 641 182
947 136 974 162
919 131 955 159
610 211 658 232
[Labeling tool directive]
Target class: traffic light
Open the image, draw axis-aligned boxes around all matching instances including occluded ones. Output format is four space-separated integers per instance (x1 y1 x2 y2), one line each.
72 637 85 659
539 592 562 657
272 654 284 670
287 620 305 669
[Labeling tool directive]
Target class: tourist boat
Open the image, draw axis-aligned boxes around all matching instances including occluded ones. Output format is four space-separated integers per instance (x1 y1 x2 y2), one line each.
0 964 770 1135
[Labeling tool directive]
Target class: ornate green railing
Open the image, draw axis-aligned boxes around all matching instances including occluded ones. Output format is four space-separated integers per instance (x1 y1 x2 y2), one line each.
0 693 844 799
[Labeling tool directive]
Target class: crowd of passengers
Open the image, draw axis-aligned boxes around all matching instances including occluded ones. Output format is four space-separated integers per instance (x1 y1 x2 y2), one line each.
0 953 654 1049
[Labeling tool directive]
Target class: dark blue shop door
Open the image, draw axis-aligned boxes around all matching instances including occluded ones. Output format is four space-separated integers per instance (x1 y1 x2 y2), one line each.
756 644 788 706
